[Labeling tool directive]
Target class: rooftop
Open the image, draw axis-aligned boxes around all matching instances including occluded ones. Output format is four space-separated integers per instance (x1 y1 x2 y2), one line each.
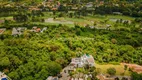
0 28 6 34
122 63 142 74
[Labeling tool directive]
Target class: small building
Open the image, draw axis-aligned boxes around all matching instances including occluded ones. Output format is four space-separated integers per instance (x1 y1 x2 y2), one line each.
31 26 47 33
30 27 41 33
70 58 83 67
12 27 27 36
0 72 8 80
70 54 95 68
0 28 6 34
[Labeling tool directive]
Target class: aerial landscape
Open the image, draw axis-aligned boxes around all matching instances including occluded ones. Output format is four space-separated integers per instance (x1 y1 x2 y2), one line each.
0 0 142 80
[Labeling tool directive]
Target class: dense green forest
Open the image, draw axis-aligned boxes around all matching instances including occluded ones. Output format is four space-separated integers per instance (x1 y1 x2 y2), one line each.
0 24 142 80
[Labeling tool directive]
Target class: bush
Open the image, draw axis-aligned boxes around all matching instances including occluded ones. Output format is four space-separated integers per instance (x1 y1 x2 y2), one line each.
107 67 116 76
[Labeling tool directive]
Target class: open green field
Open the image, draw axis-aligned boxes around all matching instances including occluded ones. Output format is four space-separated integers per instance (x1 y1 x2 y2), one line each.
95 63 131 76
0 14 138 32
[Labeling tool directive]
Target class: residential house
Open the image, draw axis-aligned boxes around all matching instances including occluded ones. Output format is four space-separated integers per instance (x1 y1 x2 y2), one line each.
0 72 8 80
70 58 83 67
30 27 41 33
12 27 27 36
70 54 95 68
0 28 6 34
58 54 95 80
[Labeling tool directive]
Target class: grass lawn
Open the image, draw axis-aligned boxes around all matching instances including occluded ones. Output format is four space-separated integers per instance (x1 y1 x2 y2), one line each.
0 14 137 30
3 30 11 35
106 15 135 20
32 22 75 27
95 63 131 76
0 16 13 19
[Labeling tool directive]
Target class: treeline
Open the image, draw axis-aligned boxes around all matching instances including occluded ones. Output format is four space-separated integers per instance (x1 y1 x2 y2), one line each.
95 2 142 17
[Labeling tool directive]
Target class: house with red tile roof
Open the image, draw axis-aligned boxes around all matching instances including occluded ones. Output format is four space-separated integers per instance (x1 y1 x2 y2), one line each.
30 27 41 32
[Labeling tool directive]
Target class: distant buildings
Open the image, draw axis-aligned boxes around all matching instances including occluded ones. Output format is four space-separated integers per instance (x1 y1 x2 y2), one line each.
30 27 41 33
0 26 47 36
12 27 27 36
30 27 47 33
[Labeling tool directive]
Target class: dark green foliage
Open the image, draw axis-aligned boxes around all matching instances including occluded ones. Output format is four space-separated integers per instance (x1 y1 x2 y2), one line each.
121 77 128 80
107 68 116 76
131 72 142 80
47 62 62 76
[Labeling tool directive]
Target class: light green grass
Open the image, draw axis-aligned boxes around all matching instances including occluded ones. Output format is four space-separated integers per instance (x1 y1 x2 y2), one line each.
32 22 74 27
95 63 131 76
0 16 13 19
107 15 135 20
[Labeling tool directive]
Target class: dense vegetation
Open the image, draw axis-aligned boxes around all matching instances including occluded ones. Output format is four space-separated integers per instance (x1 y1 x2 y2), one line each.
0 24 142 80
131 72 142 80
0 0 142 80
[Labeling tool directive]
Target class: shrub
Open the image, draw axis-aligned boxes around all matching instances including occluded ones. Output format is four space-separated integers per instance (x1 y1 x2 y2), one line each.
107 67 116 76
